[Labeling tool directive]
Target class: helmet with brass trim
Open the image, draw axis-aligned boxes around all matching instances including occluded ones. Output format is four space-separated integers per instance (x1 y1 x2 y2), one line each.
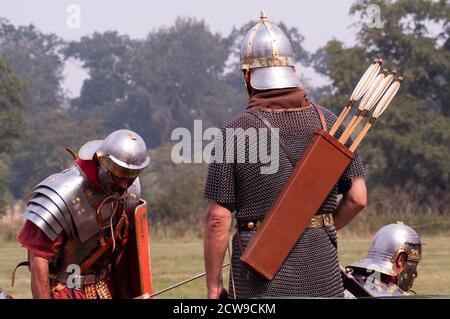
240 10 299 90
349 222 422 291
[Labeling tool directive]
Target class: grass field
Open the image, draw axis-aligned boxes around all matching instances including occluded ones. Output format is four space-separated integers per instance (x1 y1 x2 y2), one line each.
1 234 449 298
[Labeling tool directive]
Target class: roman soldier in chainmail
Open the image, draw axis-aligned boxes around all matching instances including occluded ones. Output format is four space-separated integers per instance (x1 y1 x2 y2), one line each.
343 223 422 298
203 11 367 298
15 129 151 299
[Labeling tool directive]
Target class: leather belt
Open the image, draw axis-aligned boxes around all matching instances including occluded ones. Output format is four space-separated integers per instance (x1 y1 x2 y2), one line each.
238 212 334 231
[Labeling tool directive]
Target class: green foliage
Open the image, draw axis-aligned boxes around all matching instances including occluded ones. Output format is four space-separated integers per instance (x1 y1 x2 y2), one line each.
0 158 11 214
10 110 102 196
0 56 25 214
312 40 368 112
313 0 450 205
141 143 208 225
0 56 25 153
0 20 73 197
350 0 450 114
66 18 246 150
0 20 64 113
65 31 135 111
361 94 449 191
0 4 447 220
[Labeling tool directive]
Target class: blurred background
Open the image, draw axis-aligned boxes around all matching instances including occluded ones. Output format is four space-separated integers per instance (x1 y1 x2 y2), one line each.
0 0 448 298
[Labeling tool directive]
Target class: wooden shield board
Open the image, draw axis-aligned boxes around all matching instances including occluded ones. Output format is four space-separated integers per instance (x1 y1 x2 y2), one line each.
134 200 153 295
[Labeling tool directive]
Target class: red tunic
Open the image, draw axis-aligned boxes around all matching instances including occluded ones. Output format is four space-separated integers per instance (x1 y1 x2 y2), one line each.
16 159 103 299
17 159 100 260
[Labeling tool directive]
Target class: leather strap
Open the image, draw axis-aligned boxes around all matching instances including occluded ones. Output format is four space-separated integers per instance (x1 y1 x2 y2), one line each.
65 147 77 160
235 213 334 254
247 104 328 167
80 213 127 272
11 261 30 287
247 109 296 167
238 212 334 232
312 103 328 131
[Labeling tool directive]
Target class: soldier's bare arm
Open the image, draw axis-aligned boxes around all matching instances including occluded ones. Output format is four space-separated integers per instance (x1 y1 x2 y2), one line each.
204 201 232 299
334 177 367 230
29 252 51 299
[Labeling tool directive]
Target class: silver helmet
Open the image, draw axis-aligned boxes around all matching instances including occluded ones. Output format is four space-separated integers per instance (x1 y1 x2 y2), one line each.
79 129 150 180
349 222 422 291
240 10 299 90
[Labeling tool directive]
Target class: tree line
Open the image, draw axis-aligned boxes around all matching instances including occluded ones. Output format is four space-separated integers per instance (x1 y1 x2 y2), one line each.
0 0 448 223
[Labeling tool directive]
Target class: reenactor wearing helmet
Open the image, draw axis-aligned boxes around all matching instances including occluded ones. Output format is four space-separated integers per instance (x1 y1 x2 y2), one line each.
343 222 422 297
203 11 367 298
15 130 150 299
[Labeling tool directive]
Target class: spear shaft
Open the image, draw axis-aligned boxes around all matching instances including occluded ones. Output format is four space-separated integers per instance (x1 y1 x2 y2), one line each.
135 263 231 299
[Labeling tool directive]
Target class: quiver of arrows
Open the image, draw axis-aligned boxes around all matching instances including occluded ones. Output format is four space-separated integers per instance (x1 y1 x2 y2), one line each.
240 58 404 280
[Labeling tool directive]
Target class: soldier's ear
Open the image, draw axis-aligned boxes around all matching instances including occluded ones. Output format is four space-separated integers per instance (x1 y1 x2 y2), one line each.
395 252 407 272
242 70 252 95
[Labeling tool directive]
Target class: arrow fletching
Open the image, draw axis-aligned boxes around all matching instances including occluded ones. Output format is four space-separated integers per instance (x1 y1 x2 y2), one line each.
351 58 383 100
373 76 403 118
329 58 383 136
364 70 396 112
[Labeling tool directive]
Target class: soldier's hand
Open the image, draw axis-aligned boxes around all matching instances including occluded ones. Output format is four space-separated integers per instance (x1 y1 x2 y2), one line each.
207 285 228 299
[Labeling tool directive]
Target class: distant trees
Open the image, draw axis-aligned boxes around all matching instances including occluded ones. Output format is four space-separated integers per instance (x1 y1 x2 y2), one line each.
0 56 25 214
312 0 449 212
65 18 245 149
0 0 448 221
0 20 101 197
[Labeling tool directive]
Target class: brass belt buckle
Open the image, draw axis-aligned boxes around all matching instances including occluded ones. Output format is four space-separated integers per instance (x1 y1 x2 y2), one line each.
309 213 334 228
323 213 333 227
309 215 323 228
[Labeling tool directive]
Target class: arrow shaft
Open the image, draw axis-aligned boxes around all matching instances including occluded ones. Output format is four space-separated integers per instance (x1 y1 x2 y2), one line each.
329 101 354 136
350 121 373 152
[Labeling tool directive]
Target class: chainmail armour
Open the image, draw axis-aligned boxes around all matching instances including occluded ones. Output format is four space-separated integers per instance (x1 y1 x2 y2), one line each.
204 104 365 298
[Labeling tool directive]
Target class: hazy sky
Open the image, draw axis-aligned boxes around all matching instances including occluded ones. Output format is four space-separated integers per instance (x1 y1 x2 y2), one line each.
0 0 365 97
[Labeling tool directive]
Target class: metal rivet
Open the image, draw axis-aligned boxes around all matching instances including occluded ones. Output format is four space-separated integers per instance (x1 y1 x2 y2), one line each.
247 222 254 230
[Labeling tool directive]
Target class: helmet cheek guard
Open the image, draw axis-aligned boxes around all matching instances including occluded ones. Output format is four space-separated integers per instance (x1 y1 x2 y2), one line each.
398 260 419 291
